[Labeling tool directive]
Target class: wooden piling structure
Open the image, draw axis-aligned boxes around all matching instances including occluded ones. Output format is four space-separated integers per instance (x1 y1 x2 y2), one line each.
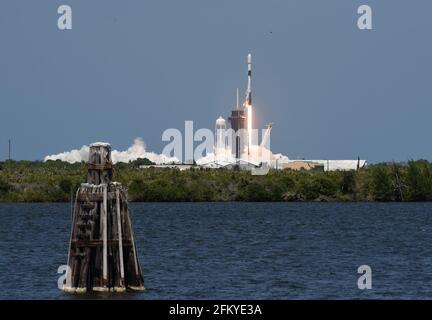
64 143 144 293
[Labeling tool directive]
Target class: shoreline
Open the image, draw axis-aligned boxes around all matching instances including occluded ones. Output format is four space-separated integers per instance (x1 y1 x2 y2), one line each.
2 159 432 203
1 200 432 204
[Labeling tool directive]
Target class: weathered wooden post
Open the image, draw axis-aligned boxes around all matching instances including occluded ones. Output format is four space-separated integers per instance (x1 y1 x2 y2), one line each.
64 142 144 293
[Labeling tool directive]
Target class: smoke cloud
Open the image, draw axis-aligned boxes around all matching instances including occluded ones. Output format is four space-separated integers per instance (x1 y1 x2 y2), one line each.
196 145 289 167
44 138 179 164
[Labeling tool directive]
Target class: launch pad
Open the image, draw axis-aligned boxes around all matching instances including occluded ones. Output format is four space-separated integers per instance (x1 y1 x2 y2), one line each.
204 53 367 171
142 53 367 172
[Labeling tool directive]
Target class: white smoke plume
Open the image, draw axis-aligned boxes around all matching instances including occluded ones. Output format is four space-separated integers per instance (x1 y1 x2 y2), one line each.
196 145 289 167
44 137 179 164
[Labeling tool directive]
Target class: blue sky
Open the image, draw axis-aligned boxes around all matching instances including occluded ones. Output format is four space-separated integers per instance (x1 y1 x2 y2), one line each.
1 1 431 163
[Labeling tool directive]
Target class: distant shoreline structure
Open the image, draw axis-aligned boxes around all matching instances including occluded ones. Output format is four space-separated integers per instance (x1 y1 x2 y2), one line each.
140 159 368 172
2 159 431 202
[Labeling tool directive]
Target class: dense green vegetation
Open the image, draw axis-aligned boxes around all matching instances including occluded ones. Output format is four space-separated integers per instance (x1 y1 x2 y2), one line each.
1 159 432 202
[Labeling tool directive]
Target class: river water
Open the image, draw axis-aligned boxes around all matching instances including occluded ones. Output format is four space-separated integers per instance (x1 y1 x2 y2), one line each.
0 202 431 299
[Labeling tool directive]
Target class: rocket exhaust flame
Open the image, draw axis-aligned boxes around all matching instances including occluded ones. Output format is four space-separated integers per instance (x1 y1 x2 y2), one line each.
245 53 252 156
247 104 252 156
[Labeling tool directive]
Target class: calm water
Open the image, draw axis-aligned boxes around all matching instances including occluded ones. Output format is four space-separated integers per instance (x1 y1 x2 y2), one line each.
1 202 432 299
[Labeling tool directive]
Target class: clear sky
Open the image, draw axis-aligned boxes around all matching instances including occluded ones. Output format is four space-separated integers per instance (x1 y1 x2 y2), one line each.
1 1 431 163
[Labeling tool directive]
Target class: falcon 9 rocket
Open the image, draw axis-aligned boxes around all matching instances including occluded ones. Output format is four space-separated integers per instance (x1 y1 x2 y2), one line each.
245 53 252 156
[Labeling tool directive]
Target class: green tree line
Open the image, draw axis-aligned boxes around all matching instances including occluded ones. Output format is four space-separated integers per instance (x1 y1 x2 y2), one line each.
1 159 432 202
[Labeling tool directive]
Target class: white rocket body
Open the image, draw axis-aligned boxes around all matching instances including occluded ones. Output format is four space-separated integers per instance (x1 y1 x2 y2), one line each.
246 53 252 106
